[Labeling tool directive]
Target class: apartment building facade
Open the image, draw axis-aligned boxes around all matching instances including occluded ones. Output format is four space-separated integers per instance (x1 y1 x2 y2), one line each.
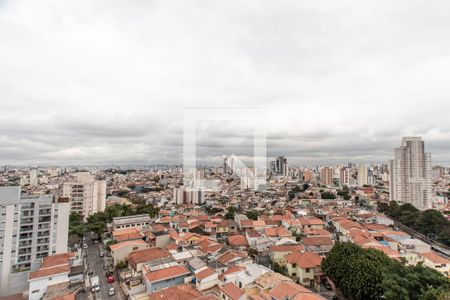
389 137 433 209
62 172 106 219
0 186 70 295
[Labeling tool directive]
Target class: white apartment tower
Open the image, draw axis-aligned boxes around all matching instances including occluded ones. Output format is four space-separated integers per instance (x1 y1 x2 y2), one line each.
0 186 70 295
389 137 432 209
357 163 368 187
62 172 106 219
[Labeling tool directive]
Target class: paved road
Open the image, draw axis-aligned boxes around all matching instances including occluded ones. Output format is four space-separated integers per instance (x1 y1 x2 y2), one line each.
77 237 125 300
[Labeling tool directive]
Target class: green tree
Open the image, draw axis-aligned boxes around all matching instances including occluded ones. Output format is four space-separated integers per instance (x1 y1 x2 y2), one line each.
225 206 237 220
246 210 259 220
321 191 336 199
322 243 450 300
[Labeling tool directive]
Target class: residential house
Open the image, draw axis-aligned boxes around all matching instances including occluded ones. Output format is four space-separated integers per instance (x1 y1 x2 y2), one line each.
420 252 450 276
143 265 191 293
283 252 323 287
128 247 172 276
302 237 333 255
110 240 149 266
220 282 246 300
195 267 219 291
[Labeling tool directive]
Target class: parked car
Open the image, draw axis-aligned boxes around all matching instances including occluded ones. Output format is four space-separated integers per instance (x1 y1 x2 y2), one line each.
107 274 114 283
83 244 88 249
108 287 115 296
99 251 105 257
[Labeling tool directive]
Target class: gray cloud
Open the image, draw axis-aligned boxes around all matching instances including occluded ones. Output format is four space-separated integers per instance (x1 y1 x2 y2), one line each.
0 0 449 166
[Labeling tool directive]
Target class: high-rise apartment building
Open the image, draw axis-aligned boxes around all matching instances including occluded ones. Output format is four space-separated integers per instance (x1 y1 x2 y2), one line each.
0 186 70 295
173 187 205 205
62 172 106 219
303 169 315 183
320 167 333 186
357 163 368 187
340 167 351 186
389 137 432 209
271 156 288 176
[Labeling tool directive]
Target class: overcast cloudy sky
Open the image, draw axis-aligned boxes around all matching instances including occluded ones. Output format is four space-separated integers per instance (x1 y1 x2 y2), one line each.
1 0 449 166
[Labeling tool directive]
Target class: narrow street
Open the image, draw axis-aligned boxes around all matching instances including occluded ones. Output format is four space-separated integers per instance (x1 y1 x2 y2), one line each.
77 237 125 300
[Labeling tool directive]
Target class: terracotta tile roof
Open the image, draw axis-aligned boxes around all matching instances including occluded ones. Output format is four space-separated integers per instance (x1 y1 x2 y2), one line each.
246 229 261 238
112 227 140 237
148 284 202 300
128 247 171 267
253 220 266 227
153 224 169 232
228 235 248 246
52 293 76 300
270 244 305 252
292 293 324 300
240 220 253 227
264 227 277 237
40 252 75 269
166 242 179 251
195 267 217 280
336 219 362 231
145 265 190 283
204 222 217 228
269 281 315 300
110 240 148 251
221 283 244 300
202 243 224 254
284 251 322 268
218 266 245 281
421 251 450 264
217 250 247 265
303 228 332 238
29 265 70 280
302 237 333 246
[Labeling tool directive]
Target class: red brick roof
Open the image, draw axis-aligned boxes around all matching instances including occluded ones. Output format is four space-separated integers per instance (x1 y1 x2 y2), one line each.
145 265 190 283
128 247 170 268
284 251 322 268
29 265 70 280
228 235 248 246
40 252 74 268
302 237 333 246
148 284 202 300
221 283 244 300
421 251 450 264
270 244 305 252
195 267 217 280
217 250 247 265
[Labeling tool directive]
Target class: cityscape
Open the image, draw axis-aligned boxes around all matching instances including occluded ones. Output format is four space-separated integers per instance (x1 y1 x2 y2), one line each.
0 136 449 300
1 1 450 300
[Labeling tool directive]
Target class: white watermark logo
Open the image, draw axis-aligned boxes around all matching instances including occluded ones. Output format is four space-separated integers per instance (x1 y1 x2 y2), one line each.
183 108 267 192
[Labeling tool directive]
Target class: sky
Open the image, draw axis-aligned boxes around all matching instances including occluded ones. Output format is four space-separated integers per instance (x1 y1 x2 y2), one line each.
0 0 449 166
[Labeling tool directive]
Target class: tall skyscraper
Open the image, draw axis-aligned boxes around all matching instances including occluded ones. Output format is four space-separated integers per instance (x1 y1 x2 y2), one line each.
62 171 106 219
389 137 432 209
320 166 333 186
0 186 70 295
357 163 368 187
